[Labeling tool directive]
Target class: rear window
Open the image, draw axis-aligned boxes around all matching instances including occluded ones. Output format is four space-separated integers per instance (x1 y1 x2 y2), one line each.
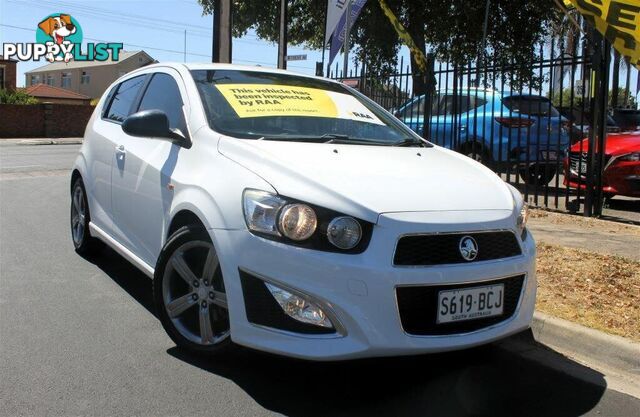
104 75 146 123
503 96 560 117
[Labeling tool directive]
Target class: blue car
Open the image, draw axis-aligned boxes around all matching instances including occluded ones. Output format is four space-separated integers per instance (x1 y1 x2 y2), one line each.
395 89 571 185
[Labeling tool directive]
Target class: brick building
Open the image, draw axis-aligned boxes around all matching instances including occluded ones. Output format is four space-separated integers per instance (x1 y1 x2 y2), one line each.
24 50 155 99
0 55 18 91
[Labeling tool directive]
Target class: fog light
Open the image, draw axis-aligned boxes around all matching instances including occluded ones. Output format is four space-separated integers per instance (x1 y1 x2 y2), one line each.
265 282 334 328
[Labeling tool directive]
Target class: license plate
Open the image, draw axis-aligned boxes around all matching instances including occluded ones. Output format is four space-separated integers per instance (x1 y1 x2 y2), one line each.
571 160 587 174
437 284 504 324
541 151 558 161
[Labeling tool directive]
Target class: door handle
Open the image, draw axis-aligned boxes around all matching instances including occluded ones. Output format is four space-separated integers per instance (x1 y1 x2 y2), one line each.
115 144 126 160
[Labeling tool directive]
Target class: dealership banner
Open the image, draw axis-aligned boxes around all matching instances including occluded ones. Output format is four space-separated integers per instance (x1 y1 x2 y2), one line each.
328 0 368 67
564 0 640 69
377 0 428 72
325 0 348 47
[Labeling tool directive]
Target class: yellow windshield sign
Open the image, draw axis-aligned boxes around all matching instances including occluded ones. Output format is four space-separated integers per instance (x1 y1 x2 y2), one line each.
565 0 640 69
215 84 384 124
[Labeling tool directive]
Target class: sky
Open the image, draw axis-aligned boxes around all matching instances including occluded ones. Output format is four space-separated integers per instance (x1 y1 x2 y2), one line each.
0 0 380 87
1 0 636 99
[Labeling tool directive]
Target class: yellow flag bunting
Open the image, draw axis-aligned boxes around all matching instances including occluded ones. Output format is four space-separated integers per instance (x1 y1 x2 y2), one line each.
564 0 640 69
377 0 429 72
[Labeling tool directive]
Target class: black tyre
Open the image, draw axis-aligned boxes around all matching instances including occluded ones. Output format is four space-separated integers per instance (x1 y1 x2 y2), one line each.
518 164 557 187
70 178 102 255
461 142 493 168
153 225 232 354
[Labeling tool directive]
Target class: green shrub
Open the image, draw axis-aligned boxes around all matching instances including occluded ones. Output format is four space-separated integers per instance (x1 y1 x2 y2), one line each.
0 89 39 105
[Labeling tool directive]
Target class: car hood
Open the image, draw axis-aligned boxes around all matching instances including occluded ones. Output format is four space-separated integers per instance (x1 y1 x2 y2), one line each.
570 132 640 155
218 138 515 223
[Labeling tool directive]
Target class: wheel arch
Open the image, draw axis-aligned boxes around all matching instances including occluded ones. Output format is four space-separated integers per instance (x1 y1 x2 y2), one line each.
167 209 207 238
458 138 493 160
70 169 82 193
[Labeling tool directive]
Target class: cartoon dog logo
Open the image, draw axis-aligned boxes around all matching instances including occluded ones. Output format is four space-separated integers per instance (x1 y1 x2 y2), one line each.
38 14 76 62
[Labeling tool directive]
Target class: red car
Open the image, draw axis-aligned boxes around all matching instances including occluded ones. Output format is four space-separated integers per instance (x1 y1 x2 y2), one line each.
564 132 640 198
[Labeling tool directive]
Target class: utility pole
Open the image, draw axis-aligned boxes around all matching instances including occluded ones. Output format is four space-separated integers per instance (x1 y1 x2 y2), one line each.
212 0 232 63
277 0 288 69
342 0 352 79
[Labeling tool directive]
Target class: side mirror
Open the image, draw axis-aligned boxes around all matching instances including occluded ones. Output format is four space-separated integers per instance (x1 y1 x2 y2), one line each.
122 110 191 148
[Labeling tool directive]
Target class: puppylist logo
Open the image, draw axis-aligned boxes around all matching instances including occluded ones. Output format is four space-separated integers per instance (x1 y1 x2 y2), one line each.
2 13 123 63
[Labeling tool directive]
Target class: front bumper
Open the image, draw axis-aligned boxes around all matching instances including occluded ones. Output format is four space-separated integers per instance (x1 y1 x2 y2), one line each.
210 209 536 360
563 157 640 197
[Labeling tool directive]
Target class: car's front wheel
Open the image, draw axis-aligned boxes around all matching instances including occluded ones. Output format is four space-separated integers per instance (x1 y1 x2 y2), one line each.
70 178 102 254
153 225 232 354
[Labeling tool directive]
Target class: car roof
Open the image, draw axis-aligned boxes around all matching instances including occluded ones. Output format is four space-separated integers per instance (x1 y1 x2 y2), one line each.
137 62 339 85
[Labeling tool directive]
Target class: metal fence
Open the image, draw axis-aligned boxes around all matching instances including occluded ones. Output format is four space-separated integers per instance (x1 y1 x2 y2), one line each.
329 34 640 222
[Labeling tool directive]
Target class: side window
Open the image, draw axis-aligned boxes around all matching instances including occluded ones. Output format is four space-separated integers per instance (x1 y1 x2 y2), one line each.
402 97 424 119
435 94 487 116
137 73 187 134
105 75 146 123
503 96 559 117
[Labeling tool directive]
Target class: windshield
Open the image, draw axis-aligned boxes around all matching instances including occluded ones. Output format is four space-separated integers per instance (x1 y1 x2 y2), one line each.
191 69 422 145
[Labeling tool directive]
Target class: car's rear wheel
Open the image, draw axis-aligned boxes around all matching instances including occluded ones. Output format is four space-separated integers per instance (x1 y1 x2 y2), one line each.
519 164 557 187
70 178 102 255
153 225 232 354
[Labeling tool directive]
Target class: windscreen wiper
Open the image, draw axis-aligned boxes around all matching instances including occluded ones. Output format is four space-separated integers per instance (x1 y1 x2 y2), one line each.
259 134 392 146
390 138 430 147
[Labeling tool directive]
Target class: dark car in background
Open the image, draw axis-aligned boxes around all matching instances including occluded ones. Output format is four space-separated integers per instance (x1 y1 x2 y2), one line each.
557 106 621 143
564 132 640 198
396 90 571 186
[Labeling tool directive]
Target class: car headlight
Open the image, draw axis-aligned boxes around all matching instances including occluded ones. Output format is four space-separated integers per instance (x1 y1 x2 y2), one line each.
516 202 529 239
327 216 362 249
242 189 287 236
242 189 372 252
278 203 317 241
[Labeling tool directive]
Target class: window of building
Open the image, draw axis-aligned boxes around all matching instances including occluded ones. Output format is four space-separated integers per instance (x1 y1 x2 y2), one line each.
104 75 146 123
0 67 5 90
137 73 187 134
30 75 41 85
61 72 72 89
81 71 90 84
46 75 54 86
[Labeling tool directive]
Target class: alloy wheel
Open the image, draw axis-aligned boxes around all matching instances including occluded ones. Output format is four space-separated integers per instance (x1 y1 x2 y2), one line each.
71 185 86 246
162 240 230 346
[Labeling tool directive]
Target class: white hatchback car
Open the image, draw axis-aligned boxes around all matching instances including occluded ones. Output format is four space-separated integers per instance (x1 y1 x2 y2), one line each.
71 63 535 360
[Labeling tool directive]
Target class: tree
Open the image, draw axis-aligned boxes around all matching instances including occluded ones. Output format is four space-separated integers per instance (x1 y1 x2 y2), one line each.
0 89 38 105
198 0 558 92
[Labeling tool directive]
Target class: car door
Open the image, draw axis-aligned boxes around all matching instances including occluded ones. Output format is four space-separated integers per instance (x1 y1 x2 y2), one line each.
111 69 189 267
89 75 147 236
430 94 467 149
398 96 425 135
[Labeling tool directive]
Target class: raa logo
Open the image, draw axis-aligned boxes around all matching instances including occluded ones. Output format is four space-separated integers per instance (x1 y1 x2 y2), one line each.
1 13 123 63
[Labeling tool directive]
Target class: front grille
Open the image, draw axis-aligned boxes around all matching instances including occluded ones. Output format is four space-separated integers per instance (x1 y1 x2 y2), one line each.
569 152 612 179
396 275 525 336
393 231 521 266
